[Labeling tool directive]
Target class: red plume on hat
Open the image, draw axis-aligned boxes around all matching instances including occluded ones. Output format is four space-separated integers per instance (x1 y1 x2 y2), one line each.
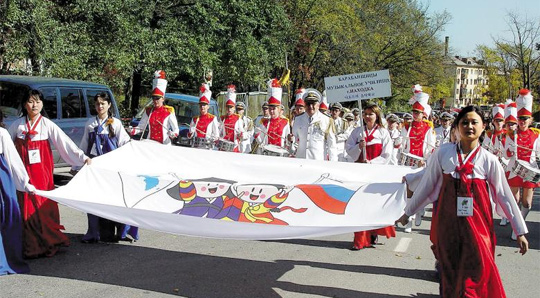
152 70 167 97
199 83 212 104
225 84 237 106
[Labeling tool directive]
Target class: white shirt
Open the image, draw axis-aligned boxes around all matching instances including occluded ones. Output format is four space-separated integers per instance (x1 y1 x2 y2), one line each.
345 125 392 164
0 127 34 192
434 126 452 147
405 143 528 236
9 116 88 167
292 111 337 161
238 115 254 153
388 127 401 165
481 130 505 157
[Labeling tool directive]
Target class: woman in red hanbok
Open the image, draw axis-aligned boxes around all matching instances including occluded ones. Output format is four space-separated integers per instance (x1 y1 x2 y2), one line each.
345 103 394 250
8 90 90 258
397 106 528 297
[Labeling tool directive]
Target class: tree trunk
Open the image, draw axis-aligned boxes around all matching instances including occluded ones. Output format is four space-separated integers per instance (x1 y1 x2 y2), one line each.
130 69 142 117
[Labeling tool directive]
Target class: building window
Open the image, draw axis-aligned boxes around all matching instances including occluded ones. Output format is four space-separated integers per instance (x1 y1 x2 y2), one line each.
457 68 460 74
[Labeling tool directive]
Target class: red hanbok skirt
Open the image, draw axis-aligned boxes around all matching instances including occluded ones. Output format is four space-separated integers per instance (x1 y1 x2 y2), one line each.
431 174 506 297
14 138 69 258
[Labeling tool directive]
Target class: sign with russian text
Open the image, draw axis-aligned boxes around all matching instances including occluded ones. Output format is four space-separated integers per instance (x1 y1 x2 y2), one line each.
324 69 392 103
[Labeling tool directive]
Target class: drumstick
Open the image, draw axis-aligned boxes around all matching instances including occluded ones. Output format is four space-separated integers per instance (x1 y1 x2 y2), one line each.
156 120 176 134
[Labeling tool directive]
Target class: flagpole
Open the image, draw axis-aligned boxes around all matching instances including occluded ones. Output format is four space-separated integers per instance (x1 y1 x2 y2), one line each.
357 99 367 162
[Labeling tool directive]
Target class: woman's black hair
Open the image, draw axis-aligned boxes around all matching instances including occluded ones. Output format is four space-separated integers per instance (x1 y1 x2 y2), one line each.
94 92 116 139
21 89 47 117
451 105 486 143
0 110 4 128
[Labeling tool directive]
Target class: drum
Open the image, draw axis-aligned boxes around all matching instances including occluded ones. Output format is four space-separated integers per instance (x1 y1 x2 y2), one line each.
192 137 213 149
217 139 235 152
511 160 540 183
262 144 290 157
499 157 509 172
398 152 423 167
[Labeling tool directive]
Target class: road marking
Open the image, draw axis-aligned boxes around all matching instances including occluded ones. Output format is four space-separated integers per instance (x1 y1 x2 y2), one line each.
394 237 412 253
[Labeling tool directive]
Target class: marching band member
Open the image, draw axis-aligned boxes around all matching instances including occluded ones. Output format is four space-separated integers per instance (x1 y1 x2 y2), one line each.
189 83 220 148
255 79 290 150
0 126 35 275
76 92 137 243
482 103 506 156
397 106 528 297
9 90 90 258
254 102 270 128
330 102 348 161
219 85 244 152
131 70 179 145
400 89 436 230
236 102 253 154
504 90 539 240
319 91 330 116
252 102 270 154
341 112 357 162
345 102 394 249
290 88 306 128
434 112 454 147
351 108 361 126
290 89 338 161
385 113 401 165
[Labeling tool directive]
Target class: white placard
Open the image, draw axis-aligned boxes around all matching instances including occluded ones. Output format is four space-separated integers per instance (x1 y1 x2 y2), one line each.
324 69 392 103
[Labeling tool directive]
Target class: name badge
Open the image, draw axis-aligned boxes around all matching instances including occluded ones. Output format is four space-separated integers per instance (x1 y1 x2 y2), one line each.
457 196 473 217
28 149 41 164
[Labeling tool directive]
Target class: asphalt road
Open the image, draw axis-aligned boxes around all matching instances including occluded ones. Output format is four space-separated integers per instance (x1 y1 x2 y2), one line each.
0 171 538 298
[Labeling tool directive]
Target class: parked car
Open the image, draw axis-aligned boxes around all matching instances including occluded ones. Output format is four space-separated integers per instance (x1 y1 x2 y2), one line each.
0 75 120 167
129 93 220 146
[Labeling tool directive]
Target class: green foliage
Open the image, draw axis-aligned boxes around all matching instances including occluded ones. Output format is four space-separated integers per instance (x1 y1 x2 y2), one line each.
1 0 451 115
476 44 525 102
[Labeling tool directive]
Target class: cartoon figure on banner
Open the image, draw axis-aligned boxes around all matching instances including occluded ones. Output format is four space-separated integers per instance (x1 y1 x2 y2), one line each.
166 178 236 218
224 184 301 225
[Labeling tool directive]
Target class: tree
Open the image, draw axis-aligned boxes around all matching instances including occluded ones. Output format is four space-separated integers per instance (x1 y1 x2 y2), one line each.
494 12 540 92
281 0 450 110
476 45 522 102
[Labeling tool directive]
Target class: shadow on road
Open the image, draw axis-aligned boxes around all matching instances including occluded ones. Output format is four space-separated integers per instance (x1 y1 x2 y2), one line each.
22 233 437 298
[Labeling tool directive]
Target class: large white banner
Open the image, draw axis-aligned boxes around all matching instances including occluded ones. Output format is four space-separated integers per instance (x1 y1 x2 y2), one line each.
324 69 392 103
38 140 417 240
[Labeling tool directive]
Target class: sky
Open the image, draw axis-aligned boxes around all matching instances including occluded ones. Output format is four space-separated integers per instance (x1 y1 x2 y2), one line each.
418 0 540 57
